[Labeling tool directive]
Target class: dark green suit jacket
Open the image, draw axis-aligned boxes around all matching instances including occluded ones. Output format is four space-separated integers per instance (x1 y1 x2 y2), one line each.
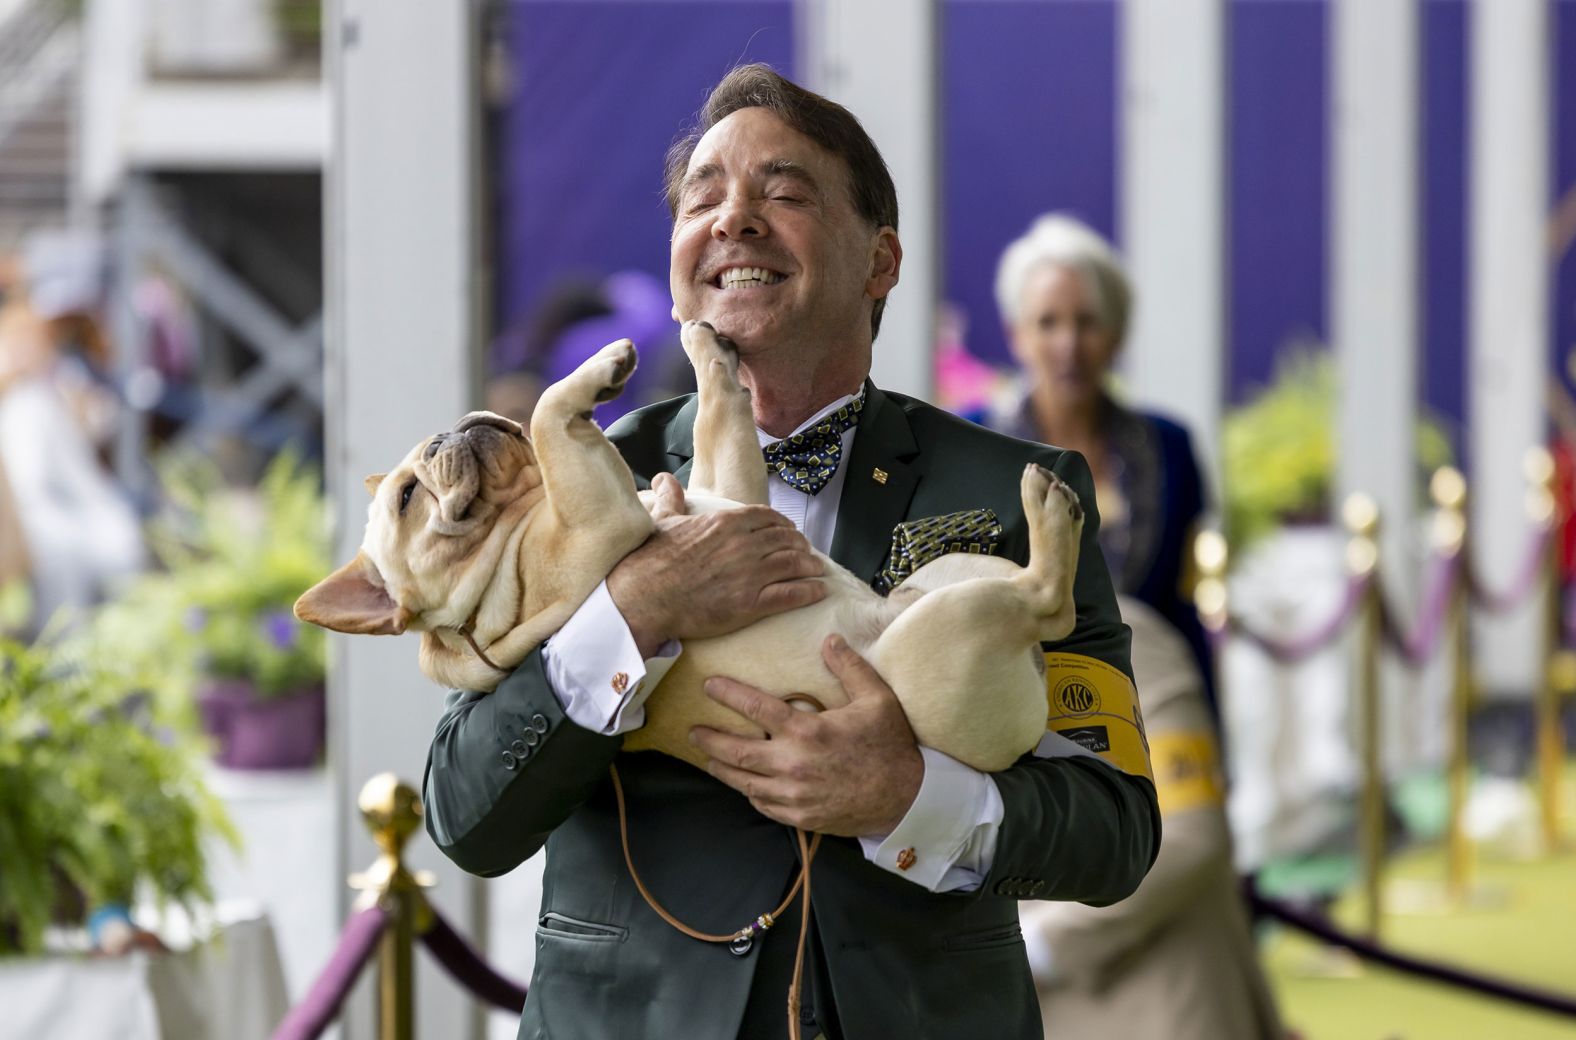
423 384 1161 1039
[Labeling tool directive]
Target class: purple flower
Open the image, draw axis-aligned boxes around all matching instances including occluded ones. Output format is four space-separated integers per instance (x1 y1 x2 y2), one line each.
262 610 298 650
184 607 208 633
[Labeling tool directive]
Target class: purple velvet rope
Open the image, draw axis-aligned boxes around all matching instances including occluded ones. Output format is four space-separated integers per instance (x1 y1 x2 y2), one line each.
1218 571 1373 664
1379 552 1462 667
420 904 529 1012
1468 527 1551 614
271 906 389 1040
1251 894 1576 1019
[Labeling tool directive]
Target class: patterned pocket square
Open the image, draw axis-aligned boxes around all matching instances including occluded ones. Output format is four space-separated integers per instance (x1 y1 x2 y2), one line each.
876 508 1003 593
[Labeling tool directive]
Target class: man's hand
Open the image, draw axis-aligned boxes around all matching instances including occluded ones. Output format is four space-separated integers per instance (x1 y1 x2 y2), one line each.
608 472 825 657
690 634 925 836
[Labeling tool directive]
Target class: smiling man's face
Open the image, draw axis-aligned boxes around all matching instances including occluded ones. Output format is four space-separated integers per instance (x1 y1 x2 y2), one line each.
669 106 894 363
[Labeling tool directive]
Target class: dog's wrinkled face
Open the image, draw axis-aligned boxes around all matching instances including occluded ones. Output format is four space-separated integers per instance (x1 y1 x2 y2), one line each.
296 411 543 635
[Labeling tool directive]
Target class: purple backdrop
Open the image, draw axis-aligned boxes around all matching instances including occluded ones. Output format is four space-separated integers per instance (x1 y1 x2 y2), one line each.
501 0 794 346
1423 0 1469 466
1228 0 1328 403
1556 1 1576 415
498 0 1572 449
941 0 1119 370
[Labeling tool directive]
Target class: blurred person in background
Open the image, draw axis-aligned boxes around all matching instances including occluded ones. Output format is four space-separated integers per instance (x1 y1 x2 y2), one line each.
486 269 693 425
989 214 1216 720
0 232 144 634
1021 595 1285 1040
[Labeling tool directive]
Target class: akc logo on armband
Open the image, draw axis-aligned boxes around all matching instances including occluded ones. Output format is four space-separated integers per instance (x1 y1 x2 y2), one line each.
1043 653 1153 782
1053 677 1100 716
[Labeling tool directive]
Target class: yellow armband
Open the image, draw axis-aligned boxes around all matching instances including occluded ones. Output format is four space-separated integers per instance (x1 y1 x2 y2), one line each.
1148 731 1226 815
1043 653 1153 782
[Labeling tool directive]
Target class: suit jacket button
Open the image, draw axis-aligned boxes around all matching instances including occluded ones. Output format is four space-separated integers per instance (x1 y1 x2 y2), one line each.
728 935 753 957
1029 880 1046 896
501 750 518 770
510 740 527 756
523 729 541 747
529 713 550 734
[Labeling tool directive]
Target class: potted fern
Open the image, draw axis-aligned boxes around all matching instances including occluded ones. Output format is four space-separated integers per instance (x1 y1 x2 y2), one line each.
0 634 234 955
147 451 331 770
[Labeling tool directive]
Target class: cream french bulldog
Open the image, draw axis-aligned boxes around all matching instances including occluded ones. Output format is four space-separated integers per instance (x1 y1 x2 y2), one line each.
295 321 1084 772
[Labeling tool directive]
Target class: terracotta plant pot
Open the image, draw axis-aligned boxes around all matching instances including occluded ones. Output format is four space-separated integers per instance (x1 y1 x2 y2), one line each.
196 679 325 770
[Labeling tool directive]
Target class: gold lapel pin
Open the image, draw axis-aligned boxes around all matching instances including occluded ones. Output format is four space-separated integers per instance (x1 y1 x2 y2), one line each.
872 467 889 485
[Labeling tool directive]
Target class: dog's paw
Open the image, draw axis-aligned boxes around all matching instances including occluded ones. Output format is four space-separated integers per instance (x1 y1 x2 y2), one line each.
1022 463 1083 531
591 339 638 403
679 320 743 386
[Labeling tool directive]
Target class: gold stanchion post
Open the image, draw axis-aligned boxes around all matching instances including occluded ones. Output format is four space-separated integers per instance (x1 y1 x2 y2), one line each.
1526 447 1566 854
1344 493 1385 939
349 774 435 1040
1431 467 1472 902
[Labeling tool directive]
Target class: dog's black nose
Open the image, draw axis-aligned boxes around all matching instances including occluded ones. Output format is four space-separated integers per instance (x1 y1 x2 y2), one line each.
423 435 447 460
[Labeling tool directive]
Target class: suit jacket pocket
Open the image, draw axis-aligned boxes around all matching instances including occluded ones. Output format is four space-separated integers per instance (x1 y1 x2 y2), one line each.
537 911 628 943
942 921 1024 953
877 507 1003 592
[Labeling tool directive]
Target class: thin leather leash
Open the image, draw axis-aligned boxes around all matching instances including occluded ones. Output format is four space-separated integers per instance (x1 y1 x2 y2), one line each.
611 689 829 1040
610 763 821 1040
467 632 827 1040
460 624 507 673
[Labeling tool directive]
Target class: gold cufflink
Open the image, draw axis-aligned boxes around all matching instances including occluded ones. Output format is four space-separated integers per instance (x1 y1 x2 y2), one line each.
896 847 916 871
611 672 630 694
872 467 889 485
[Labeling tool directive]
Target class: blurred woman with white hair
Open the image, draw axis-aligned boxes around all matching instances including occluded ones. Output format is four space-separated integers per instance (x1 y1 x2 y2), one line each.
990 213 1216 718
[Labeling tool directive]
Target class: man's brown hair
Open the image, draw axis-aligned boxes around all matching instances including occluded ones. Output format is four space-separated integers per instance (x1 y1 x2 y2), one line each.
664 63 900 340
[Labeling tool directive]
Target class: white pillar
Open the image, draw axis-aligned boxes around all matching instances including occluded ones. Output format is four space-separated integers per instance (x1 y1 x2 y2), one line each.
798 0 937 400
327 2 486 1037
1331 0 1421 766
1119 0 1226 496
1470 0 1550 697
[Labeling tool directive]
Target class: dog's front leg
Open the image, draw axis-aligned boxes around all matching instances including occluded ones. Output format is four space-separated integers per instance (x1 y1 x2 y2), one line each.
680 321 768 505
529 338 653 537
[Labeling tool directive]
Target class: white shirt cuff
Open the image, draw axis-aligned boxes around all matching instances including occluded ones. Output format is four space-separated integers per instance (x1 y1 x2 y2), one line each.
858 746 1004 892
541 580 680 735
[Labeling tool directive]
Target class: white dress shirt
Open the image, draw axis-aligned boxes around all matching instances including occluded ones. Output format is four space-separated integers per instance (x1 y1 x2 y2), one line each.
540 393 1011 892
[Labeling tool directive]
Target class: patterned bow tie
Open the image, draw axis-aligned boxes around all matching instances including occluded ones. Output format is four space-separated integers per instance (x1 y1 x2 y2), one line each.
762 393 865 495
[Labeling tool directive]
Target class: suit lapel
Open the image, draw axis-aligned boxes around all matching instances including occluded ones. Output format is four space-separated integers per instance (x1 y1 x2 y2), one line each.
830 383 921 582
664 396 699 488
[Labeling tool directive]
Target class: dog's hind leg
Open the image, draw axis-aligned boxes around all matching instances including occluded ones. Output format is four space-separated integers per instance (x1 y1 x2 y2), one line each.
681 321 768 505
530 337 653 535
1011 462 1084 643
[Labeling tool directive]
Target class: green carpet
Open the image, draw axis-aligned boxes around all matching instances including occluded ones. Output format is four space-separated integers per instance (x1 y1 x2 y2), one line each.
1265 776 1576 1040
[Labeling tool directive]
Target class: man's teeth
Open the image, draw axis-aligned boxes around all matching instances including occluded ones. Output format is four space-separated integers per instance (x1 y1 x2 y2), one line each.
718 267 785 289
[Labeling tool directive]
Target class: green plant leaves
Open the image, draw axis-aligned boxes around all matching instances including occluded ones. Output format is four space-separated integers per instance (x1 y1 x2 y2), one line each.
0 637 236 956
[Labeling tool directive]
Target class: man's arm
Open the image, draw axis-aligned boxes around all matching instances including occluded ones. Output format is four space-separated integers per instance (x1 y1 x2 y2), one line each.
985 448 1161 905
692 448 1160 903
424 649 625 877
423 475 826 877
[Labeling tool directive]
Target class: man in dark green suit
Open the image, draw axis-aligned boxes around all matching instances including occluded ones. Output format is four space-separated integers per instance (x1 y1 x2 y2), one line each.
423 64 1160 1039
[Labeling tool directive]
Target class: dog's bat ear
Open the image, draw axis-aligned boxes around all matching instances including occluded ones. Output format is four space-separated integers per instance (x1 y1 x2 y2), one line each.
294 551 412 635
363 473 388 498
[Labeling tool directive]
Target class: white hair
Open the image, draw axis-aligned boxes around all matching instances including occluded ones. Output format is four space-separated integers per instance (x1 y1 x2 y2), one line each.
993 214 1131 346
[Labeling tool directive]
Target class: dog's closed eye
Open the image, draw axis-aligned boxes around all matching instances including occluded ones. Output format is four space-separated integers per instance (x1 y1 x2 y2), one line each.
400 479 418 513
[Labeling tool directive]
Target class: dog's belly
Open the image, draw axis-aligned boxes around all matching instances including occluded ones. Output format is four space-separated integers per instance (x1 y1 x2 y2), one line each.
624 559 1050 774
624 572 869 769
